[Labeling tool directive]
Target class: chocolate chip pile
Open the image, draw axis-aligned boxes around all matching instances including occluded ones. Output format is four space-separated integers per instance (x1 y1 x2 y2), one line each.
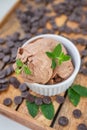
0 32 31 96
15 0 87 75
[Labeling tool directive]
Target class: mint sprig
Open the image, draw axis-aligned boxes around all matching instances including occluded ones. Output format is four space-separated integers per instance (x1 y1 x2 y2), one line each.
23 65 31 75
68 88 80 106
68 84 87 106
15 59 31 75
46 44 71 69
26 100 55 120
26 100 39 118
40 103 55 120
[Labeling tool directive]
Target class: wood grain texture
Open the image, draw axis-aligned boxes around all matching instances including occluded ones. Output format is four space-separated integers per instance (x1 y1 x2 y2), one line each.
0 0 67 129
0 104 55 130
18 93 64 127
0 0 87 130
53 6 87 129
53 74 87 130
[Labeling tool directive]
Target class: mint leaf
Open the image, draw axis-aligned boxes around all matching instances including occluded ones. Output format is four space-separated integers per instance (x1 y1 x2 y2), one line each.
46 52 55 58
26 100 39 117
23 65 31 75
15 68 21 74
62 55 71 61
46 43 71 69
68 88 80 106
53 44 62 57
16 59 23 68
51 59 56 69
72 85 87 97
40 103 54 120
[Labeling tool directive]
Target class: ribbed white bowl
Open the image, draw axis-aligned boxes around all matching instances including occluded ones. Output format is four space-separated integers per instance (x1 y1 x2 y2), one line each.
23 34 81 96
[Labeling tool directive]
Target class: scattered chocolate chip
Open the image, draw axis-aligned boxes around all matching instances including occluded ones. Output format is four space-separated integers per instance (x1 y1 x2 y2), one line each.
81 68 87 75
73 109 82 118
0 61 5 70
11 32 20 42
26 94 35 103
76 38 85 44
0 83 9 92
56 95 65 104
14 96 23 105
0 47 3 52
6 65 14 76
0 70 7 79
58 116 69 126
3 55 10 63
9 77 20 88
3 98 12 106
35 97 43 105
0 38 5 44
21 91 29 98
0 53 5 60
77 123 87 130
3 48 10 54
0 78 8 84
19 83 28 92
6 41 14 48
81 50 87 57
43 96 51 104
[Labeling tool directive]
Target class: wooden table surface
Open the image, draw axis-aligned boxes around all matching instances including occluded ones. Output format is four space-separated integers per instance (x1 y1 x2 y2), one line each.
0 0 87 130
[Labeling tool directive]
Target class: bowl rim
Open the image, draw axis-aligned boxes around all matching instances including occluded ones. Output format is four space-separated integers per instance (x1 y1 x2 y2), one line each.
23 34 81 88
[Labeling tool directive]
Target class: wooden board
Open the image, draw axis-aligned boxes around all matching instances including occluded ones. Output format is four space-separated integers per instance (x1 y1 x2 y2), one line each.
0 0 87 130
54 74 87 130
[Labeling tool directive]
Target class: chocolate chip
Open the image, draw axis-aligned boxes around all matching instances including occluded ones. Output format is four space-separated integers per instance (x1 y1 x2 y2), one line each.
6 65 14 76
0 83 9 92
43 96 51 104
3 48 10 54
11 32 20 42
35 97 43 105
14 96 23 105
81 68 87 75
81 50 87 57
76 38 85 44
3 98 12 106
30 27 37 34
0 61 5 70
0 70 7 79
3 55 10 63
77 123 87 130
21 91 29 98
9 77 20 88
0 38 5 44
58 116 69 126
0 47 3 52
52 24 58 31
0 78 9 84
0 53 5 60
6 41 14 48
26 94 35 103
56 95 65 104
73 109 82 118
73 28 81 34
19 83 28 92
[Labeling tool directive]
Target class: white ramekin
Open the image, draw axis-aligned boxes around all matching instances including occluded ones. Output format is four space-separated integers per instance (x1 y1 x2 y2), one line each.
23 34 81 96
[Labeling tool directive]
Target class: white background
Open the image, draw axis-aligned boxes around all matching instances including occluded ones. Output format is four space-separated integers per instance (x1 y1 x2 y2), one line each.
0 115 32 130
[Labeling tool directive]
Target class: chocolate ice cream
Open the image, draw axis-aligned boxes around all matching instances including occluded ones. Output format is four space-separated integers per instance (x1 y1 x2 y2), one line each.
16 38 74 84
